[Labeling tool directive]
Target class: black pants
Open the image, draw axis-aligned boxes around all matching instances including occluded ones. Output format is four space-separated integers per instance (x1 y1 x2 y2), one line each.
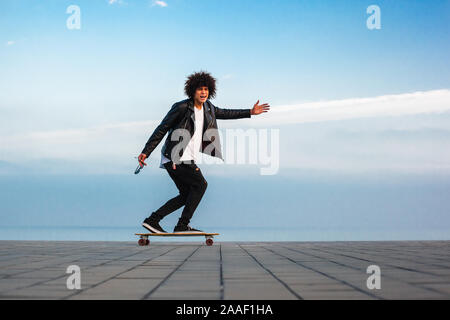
150 161 208 226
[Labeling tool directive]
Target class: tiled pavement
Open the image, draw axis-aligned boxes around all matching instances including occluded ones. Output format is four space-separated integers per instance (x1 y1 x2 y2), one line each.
0 241 449 299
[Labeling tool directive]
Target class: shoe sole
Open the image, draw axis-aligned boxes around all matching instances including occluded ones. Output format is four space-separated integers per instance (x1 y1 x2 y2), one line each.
173 230 204 234
142 223 166 234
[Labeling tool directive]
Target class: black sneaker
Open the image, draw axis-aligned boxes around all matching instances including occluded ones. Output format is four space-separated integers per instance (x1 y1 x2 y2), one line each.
142 218 167 233
173 224 203 233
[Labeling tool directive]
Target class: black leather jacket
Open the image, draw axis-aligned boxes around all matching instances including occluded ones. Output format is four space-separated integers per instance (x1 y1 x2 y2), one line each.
141 98 251 162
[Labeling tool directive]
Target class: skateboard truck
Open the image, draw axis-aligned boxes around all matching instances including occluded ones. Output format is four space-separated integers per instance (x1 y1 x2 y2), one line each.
138 236 150 246
205 235 214 246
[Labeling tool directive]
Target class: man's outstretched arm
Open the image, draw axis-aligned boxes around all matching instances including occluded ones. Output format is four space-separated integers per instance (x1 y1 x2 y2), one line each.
214 100 270 119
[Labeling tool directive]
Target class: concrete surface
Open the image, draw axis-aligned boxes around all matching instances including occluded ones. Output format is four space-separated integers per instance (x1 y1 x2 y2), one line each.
0 240 449 299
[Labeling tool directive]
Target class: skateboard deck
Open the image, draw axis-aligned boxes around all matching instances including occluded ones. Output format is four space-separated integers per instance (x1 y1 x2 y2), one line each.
135 232 219 246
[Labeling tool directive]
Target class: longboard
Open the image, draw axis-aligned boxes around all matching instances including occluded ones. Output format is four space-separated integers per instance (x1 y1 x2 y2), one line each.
135 232 219 246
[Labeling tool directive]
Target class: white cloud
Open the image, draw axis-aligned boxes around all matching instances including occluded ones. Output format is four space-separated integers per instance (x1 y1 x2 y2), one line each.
1 120 159 161
235 89 450 127
152 1 168 7
2 89 450 174
108 0 127 5
5 41 15 46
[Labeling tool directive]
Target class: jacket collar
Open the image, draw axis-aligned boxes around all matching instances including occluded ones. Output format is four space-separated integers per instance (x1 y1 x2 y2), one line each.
187 99 213 131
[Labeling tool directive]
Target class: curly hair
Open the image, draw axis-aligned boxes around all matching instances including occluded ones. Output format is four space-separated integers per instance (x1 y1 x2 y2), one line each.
184 71 217 100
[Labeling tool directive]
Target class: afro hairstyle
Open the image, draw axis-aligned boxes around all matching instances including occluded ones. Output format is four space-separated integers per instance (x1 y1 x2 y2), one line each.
184 71 217 100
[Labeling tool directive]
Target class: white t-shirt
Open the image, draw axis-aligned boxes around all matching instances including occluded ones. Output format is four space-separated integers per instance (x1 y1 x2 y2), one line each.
160 105 204 167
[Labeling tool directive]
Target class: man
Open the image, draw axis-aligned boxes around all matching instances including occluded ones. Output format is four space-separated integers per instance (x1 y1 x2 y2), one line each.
138 71 270 233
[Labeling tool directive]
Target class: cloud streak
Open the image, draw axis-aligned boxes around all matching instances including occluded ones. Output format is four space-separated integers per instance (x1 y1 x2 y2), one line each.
236 89 450 127
1 120 158 160
152 1 168 7
108 0 127 6
1 89 450 173
3 89 449 150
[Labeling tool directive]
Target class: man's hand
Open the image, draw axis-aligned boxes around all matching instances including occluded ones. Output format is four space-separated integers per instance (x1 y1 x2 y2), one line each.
138 153 148 167
251 100 270 115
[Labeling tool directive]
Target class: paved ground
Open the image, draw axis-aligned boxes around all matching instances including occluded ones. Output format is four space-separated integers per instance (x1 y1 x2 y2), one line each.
0 240 449 299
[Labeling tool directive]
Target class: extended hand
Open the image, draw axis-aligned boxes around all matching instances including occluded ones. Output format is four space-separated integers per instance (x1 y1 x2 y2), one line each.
251 100 270 115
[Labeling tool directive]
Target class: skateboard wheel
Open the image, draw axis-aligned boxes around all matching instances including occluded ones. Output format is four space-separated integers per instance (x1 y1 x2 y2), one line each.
138 238 146 246
145 239 150 246
206 238 213 246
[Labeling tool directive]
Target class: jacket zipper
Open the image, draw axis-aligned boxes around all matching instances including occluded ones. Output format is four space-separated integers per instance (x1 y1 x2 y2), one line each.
165 106 190 158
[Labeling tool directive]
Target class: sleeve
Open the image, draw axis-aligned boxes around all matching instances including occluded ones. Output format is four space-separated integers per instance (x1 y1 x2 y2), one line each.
141 102 184 157
213 105 252 120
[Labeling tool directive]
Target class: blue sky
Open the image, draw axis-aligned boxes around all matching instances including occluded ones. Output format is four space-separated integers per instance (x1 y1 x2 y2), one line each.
1 1 450 239
1 0 450 174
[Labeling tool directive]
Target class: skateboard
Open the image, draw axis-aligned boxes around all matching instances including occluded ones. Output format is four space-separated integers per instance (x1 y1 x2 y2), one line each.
135 232 219 246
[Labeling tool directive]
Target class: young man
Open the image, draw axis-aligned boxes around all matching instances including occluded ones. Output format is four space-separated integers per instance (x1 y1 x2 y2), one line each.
138 71 270 233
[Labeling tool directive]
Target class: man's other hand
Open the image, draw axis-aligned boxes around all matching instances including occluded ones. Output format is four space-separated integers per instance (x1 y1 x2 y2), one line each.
251 100 270 115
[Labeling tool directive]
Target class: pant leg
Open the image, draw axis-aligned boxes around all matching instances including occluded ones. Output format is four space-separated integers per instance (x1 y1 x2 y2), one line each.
150 162 190 221
175 163 208 226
